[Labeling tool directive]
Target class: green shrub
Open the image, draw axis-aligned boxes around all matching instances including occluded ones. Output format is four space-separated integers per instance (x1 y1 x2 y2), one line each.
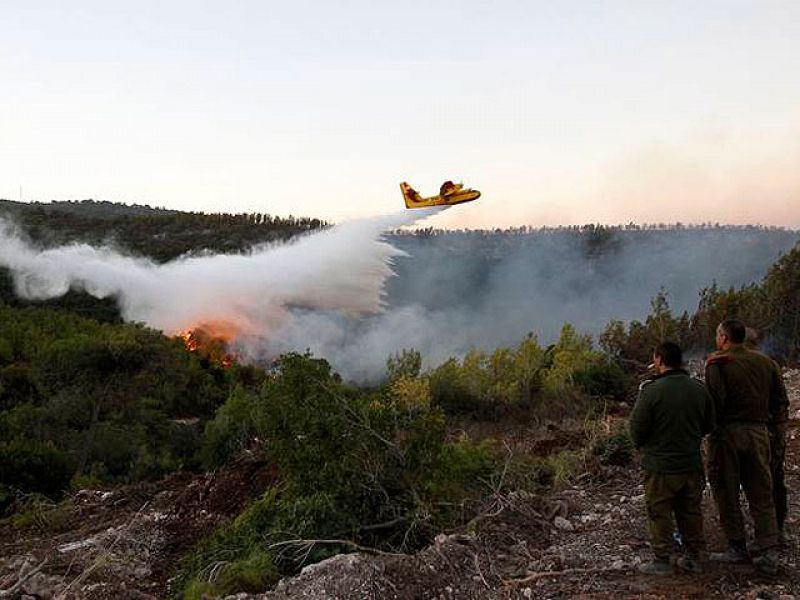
429 358 483 415
216 550 278 594
573 361 630 400
0 337 13 364
175 489 339 597
386 348 422 381
201 386 259 468
425 439 494 500
0 303 265 492
591 426 634 466
544 450 583 488
182 580 216 600
0 363 38 410
2 493 70 531
182 549 278 600
178 353 506 597
0 484 14 515
544 323 601 392
0 439 72 501
175 489 280 598
494 454 556 492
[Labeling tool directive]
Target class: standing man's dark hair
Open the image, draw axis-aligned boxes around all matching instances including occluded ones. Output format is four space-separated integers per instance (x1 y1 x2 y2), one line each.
630 342 715 575
705 319 789 574
718 319 746 344
654 341 682 369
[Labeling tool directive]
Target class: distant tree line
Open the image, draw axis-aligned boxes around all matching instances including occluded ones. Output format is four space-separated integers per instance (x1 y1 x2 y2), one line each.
600 242 800 363
0 199 327 263
394 222 792 237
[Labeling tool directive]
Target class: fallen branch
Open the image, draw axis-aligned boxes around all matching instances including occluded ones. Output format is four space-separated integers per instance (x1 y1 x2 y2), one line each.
55 501 150 600
491 441 514 494
355 516 407 534
504 565 631 586
0 557 48 599
472 552 490 589
268 538 406 559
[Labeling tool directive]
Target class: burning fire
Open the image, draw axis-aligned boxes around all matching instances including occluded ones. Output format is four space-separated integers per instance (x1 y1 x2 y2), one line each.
177 320 241 368
180 330 200 352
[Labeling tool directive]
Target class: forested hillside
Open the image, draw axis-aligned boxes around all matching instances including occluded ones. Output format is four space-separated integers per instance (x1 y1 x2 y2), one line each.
0 199 326 262
0 201 799 598
0 199 327 321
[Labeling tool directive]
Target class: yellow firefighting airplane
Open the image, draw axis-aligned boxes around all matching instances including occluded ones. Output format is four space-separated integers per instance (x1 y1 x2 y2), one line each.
400 180 481 209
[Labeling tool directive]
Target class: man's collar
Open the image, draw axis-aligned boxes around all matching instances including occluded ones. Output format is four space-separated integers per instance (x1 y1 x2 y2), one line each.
653 368 689 379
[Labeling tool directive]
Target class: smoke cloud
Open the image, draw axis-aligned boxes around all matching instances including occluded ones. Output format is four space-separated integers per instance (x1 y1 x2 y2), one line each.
0 214 796 382
0 208 441 336
259 228 798 380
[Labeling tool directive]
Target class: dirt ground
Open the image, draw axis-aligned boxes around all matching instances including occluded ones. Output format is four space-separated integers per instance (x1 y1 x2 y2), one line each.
2 371 798 599
253 370 800 600
0 451 277 599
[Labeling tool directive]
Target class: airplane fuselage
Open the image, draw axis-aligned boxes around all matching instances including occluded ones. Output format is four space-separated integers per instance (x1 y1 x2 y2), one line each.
401 182 481 209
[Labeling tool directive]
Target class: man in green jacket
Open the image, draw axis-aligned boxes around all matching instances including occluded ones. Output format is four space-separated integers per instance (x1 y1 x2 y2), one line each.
630 341 716 575
705 319 789 575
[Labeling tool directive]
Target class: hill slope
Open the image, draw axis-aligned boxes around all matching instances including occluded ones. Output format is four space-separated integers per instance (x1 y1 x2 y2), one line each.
1 370 797 599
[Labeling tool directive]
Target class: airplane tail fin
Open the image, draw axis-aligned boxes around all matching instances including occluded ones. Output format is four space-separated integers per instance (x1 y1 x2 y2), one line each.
400 182 420 208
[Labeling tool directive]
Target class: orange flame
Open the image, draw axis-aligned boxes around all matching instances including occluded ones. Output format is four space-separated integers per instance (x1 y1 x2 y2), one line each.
180 330 200 352
177 320 241 368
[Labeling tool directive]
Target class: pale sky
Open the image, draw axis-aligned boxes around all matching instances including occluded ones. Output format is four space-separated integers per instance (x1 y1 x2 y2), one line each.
3 1 800 228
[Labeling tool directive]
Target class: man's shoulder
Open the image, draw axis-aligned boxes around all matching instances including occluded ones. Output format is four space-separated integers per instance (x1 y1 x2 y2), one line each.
686 377 713 403
653 371 704 393
639 373 679 394
638 377 657 395
706 350 734 367
639 375 663 399
743 348 778 368
725 347 778 375
685 375 708 391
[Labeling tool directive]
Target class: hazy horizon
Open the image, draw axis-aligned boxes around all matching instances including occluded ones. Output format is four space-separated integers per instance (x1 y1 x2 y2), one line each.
3 197 799 232
3 2 799 228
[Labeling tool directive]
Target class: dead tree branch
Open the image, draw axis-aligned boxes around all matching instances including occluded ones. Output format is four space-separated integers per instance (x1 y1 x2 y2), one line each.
0 557 49 599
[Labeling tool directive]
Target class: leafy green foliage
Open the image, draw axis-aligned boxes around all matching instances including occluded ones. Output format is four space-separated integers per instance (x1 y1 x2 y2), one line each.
201 386 260 468
428 329 611 417
599 291 693 365
177 353 496 597
762 244 800 344
428 334 549 416
543 324 601 392
386 348 422 380
171 489 284 599
0 303 253 504
573 360 630 401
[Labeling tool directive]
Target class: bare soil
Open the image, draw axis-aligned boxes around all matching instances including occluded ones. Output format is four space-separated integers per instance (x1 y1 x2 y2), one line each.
0 450 277 599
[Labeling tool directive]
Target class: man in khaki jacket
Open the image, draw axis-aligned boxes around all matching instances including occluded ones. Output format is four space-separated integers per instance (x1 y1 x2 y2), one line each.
705 319 789 575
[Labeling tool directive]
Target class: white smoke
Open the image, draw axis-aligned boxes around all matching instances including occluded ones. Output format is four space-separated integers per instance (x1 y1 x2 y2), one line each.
1 213 795 382
0 208 443 351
